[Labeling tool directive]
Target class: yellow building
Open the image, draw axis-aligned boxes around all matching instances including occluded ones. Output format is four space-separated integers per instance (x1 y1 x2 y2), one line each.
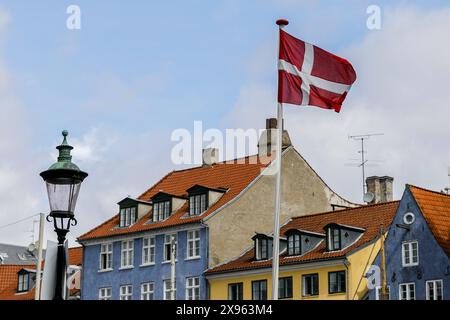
206 201 399 300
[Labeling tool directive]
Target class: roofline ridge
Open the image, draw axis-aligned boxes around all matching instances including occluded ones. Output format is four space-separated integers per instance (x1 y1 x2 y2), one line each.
137 170 176 200
407 184 450 197
77 213 119 242
290 200 400 221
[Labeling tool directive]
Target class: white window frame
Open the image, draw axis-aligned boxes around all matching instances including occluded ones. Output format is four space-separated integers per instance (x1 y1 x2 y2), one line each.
141 282 155 300
186 230 201 260
99 243 113 271
120 240 134 269
375 285 391 300
141 236 155 265
402 241 419 267
399 282 415 300
185 277 200 300
120 207 137 227
426 280 443 300
120 285 133 300
163 279 177 300
163 234 177 263
98 287 112 300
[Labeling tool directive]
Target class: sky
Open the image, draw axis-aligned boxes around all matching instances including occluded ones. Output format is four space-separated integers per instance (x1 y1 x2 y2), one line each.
0 0 449 247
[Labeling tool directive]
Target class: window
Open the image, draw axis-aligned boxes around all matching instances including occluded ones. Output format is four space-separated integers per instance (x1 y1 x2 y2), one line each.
17 273 29 292
119 207 137 227
426 280 443 300
399 283 415 300
98 287 112 300
120 285 133 300
164 234 178 262
278 277 293 299
255 237 272 260
99 243 113 271
187 230 200 259
302 273 319 296
163 279 177 300
186 277 200 300
287 233 301 256
142 236 155 265
228 283 243 300
141 282 154 300
189 193 207 215
375 286 391 300
327 228 341 251
402 241 419 267
120 240 134 268
252 280 267 300
328 271 346 294
153 200 171 222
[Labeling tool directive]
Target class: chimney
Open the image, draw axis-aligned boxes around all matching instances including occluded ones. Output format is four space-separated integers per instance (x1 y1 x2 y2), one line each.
202 148 219 166
366 176 394 203
258 118 292 157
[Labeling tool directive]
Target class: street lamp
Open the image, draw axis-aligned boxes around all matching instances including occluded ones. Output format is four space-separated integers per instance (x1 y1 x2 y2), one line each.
40 130 88 300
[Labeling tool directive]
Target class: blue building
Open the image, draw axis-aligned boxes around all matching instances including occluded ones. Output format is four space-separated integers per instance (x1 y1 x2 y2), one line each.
368 185 450 300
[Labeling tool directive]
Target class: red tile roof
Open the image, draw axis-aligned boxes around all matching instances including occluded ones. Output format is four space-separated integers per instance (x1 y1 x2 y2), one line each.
206 201 399 275
409 185 450 257
78 155 272 241
68 247 83 266
0 265 36 300
0 247 83 300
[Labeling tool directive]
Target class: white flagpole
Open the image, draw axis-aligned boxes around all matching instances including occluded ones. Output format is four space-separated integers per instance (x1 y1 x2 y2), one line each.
271 19 288 300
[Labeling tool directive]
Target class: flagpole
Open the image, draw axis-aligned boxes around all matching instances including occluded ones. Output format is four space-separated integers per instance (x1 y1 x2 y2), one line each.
271 18 288 300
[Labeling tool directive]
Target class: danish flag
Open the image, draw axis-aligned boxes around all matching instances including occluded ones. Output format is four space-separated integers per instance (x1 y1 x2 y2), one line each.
278 29 356 113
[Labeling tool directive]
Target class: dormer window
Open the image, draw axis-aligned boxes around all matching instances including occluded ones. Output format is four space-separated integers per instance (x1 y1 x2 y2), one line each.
328 227 341 251
119 207 137 227
17 269 35 293
153 200 171 222
325 223 365 252
189 194 207 216
287 233 301 256
252 234 273 261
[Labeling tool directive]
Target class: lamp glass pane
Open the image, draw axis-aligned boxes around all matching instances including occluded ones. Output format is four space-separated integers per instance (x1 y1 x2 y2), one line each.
45 180 81 213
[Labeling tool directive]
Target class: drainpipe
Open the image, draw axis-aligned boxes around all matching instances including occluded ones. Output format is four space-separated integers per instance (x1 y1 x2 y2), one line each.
343 259 350 300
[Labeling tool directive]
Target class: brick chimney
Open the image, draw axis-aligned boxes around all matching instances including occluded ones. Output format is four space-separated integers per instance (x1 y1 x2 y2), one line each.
258 118 292 157
366 176 394 203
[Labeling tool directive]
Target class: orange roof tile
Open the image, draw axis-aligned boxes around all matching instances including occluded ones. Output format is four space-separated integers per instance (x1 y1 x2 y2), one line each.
68 246 83 266
78 155 272 241
206 201 399 275
408 185 450 257
0 247 83 300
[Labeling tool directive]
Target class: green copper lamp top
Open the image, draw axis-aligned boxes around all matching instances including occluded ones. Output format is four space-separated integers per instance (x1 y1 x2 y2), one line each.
47 130 82 171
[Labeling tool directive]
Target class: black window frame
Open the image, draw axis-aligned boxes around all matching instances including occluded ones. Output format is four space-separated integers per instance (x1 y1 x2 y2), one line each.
17 270 33 293
286 231 301 256
328 270 346 294
228 282 244 300
278 277 293 299
119 206 137 227
253 236 272 261
302 273 319 296
327 226 342 251
251 280 267 300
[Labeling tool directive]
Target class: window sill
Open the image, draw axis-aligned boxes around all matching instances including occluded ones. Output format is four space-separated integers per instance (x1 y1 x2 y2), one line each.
162 260 178 264
328 292 346 295
402 264 419 267
140 263 155 267
185 256 201 261
119 266 134 270
98 268 113 273
302 294 319 299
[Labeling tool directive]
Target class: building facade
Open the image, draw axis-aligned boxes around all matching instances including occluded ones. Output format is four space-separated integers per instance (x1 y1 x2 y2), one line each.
368 185 450 300
206 201 399 300
78 119 357 300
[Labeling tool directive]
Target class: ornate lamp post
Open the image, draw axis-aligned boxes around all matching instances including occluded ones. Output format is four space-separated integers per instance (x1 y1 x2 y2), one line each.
40 130 88 300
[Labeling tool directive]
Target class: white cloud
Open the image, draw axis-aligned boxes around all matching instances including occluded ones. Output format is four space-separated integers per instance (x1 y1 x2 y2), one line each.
224 4 450 203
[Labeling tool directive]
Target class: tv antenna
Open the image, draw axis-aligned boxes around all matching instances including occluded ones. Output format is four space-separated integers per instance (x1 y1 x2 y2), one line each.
347 133 384 202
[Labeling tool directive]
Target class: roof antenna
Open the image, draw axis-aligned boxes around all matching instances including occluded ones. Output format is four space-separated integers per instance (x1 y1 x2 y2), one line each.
347 133 384 202
443 167 450 195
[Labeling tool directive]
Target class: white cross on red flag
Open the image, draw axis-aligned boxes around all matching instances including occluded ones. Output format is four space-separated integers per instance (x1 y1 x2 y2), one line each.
278 29 356 113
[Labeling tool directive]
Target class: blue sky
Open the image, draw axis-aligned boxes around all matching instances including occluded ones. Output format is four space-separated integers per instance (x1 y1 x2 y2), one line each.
0 0 449 245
